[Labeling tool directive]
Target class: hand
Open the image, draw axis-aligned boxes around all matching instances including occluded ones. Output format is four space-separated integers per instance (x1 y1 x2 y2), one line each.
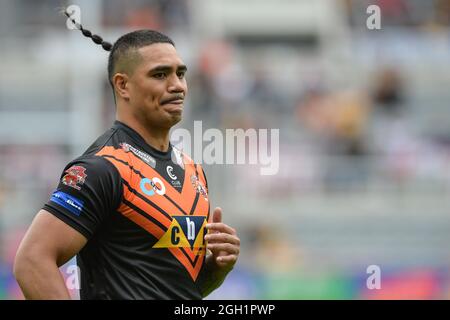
205 207 240 270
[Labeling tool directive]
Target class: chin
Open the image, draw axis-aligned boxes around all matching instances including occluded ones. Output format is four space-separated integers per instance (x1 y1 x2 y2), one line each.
165 113 182 128
171 114 182 125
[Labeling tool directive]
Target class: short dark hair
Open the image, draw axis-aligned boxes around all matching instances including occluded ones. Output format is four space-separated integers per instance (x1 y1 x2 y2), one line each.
63 10 175 87
107 30 175 86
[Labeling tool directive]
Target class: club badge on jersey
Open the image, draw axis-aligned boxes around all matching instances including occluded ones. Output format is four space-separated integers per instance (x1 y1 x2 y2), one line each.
190 175 208 201
62 165 87 190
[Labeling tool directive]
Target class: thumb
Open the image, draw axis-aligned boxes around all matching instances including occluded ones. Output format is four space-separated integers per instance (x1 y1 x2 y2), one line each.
212 207 222 223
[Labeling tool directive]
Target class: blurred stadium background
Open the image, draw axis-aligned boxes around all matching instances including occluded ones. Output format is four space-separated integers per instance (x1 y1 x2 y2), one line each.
1 0 450 299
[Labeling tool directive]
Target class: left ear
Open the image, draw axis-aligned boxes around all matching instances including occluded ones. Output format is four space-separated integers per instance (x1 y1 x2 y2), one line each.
113 73 130 101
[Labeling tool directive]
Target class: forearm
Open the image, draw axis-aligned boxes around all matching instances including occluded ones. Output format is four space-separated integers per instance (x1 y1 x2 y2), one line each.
200 254 233 298
14 256 71 300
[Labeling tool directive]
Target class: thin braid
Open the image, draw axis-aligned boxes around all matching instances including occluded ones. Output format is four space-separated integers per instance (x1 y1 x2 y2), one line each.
63 10 112 51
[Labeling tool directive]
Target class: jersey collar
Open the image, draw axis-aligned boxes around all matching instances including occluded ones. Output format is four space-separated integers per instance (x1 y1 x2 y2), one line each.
113 120 173 160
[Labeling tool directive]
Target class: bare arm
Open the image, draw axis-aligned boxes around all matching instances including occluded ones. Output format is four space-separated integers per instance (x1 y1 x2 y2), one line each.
13 209 87 300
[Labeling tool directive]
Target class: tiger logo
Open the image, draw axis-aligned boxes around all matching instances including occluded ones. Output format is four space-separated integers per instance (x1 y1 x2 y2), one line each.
62 165 87 190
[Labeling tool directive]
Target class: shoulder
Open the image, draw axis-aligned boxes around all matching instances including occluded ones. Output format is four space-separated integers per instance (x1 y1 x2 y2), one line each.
66 155 118 173
60 155 121 189
78 125 134 175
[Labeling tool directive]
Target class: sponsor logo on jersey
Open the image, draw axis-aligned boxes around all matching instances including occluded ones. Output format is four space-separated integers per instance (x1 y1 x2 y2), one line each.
167 166 182 189
153 216 207 251
120 142 156 168
190 175 208 201
50 191 84 216
62 165 87 190
166 165 177 180
140 177 166 196
171 180 182 189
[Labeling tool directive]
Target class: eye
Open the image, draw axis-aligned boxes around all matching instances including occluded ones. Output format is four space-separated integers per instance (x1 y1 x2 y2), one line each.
153 72 166 79
177 70 186 79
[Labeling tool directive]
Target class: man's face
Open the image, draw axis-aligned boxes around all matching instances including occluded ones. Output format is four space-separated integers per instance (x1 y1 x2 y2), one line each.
126 43 188 130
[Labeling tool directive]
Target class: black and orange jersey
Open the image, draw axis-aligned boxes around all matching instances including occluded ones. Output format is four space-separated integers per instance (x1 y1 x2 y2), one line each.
43 121 210 299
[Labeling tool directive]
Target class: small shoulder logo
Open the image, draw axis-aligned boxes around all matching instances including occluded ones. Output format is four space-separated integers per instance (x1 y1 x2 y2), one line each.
166 166 177 180
62 165 87 190
154 216 207 252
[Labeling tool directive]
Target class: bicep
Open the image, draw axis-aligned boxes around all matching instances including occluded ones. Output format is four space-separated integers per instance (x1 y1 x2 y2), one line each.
17 209 87 267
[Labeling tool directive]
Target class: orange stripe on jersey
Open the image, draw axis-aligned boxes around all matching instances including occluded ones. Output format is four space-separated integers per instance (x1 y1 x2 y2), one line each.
118 202 165 239
135 161 195 212
102 156 178 222
183 163 198 212
105 156 174 210
122 182 172 228
183 245 206 262
96 146 196 214
96 147 126 160
98 145 208 219
97 145 209 280
99 153 193 221
193 245 206 256
169 247 205 281
96 146 184 198
196 164 206 186
101 155 132 185
183 246 197 262
194 197 209 218
189 164 209 217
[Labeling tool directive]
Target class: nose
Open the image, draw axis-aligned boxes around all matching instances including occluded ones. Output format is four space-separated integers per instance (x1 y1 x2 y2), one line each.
167 74 187 94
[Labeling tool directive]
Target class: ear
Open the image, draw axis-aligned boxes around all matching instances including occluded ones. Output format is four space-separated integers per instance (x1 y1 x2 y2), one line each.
113 73 130 101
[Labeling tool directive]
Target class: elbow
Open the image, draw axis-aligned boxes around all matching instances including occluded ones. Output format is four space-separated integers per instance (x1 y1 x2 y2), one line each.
13 249 32 283
13 246 43 284
14 245 59 282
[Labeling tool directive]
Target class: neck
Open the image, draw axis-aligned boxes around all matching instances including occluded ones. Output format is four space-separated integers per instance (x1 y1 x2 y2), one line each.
116 113 170 152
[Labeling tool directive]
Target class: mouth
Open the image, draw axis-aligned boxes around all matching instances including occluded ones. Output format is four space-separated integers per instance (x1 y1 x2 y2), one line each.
163 99 184 113
164 99 184 105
